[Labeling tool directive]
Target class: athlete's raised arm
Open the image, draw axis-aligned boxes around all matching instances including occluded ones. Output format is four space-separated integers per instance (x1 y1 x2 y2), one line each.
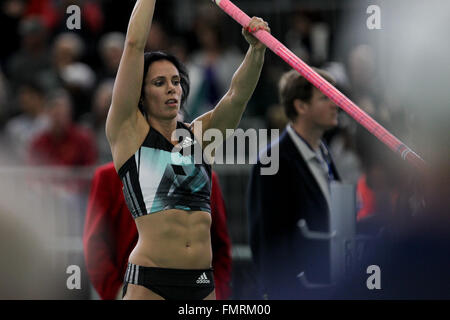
106 0 156 145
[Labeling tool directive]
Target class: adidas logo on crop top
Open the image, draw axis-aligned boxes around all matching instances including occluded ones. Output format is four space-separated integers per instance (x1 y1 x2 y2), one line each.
118 121 212 219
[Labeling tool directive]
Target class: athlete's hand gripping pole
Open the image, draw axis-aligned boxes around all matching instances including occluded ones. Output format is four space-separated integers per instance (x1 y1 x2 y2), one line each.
211 0 426 171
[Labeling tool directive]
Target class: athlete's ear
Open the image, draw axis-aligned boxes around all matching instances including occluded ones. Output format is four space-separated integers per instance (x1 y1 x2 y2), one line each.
293 98 308 117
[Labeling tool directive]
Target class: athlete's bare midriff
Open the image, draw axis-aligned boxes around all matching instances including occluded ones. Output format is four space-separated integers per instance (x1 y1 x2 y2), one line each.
128 208 213 269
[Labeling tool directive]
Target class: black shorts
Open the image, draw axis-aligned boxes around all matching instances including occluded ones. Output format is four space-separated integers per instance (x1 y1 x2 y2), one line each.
122 262 215 300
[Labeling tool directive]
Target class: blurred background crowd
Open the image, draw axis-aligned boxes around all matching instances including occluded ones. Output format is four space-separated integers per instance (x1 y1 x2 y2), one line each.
0 0 448 299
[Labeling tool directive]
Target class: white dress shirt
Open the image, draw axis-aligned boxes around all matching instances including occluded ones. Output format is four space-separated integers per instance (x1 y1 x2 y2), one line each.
286 124 332 207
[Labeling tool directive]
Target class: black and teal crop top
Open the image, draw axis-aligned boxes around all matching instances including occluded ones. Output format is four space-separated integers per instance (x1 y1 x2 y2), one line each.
118 121 212 219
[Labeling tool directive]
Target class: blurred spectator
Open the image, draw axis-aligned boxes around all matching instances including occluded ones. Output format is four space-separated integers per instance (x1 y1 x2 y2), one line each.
23 0 58 30
28 89 97 166
52 32 85 71
145 21 170 52
28 0 105 70
27 0 104 39
348 43 410 224
322 61 351 92
186 15 243 120
316 45 413 226
168 38 190 64
327 45 401 190
4 80 49 163
347 44 385 119
40 32 96 119
80 79 114 165
97 32 125 81
355 126 407 228
285 10 330 66
5 16 50 91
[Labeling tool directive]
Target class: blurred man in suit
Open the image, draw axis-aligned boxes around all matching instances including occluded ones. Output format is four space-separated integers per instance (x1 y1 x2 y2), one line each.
248 69 340 299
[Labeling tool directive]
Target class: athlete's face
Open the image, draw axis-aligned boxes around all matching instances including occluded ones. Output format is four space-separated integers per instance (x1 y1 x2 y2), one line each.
143 60 182 120
302 87 338 130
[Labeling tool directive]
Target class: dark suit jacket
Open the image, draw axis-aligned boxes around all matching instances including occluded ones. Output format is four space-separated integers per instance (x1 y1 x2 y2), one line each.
248 129 340 299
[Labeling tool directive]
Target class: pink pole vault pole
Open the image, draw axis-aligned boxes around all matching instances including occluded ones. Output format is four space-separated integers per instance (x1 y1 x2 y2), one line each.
212 0 426 170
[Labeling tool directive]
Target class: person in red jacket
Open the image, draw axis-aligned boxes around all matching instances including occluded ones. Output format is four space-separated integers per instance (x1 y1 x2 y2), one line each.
28 90 97 166
83 162 232 300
